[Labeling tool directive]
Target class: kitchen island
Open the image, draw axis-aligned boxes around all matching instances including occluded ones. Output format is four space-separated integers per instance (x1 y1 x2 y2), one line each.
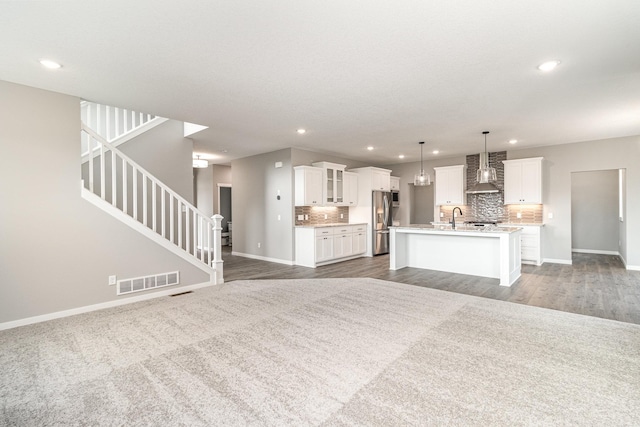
389 225 522 286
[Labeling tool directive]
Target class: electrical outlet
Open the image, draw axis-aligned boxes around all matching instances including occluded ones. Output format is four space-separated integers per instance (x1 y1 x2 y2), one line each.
324 214 328 219
548 212 554 219
258 242 261 248
108 275 117 286
440 212 444 218
277 214 281 221
516 212 522 219
305 214 309 220
340 213 344 219
298 215 304 221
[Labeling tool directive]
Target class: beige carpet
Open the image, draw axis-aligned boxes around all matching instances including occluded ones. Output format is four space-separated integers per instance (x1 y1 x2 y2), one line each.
1 278 639 426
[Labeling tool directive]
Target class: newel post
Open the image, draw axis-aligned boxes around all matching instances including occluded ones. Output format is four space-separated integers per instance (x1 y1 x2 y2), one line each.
211 214 224 284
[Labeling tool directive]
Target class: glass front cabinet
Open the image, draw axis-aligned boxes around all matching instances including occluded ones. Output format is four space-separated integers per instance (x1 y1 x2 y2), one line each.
312 162 347 205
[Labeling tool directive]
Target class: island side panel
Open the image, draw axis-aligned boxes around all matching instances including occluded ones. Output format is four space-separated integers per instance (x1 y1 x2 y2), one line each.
404 231 501 279
505 230 522 286
389 228 408 270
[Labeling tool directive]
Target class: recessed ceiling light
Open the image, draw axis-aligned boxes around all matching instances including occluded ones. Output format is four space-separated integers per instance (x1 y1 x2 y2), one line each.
367 146 374 151
296 129 306 135
509 139 518 144
537 60 560 72
39 59 62 69
399 154 405 159
432 150 439 155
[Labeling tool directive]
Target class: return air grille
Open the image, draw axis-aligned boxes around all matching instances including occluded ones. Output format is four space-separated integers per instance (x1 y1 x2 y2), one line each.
117 271 180 295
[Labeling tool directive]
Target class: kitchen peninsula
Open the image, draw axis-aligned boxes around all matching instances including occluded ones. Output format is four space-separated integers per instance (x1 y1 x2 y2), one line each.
389 225 522 286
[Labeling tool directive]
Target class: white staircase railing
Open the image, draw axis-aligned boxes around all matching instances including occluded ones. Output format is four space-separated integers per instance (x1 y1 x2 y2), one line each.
80 123 223 284
80 101 168 157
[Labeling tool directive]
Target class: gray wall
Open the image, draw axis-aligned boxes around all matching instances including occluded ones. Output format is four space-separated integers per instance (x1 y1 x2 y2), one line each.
195 164 231 217
231 148 293 262
571 170 619 253
119 119 194 203
0 80 209 324
506 136 639 266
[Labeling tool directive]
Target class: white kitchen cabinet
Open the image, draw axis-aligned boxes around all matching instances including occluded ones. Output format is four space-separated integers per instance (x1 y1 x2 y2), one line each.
352 225 367 255
295 224 367 267
294 166 323 206
372 169 391 191
503 158 543 204
343 171 358 206
499 224 543 266
314 228 334 263
434 165 465 206
333 225 354 258
348 166 392 193
390 176 400 191
312 161 347 205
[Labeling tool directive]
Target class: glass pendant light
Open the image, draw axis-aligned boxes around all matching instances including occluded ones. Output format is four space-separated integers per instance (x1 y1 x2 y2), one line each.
414 141 431 186
476 131 497 183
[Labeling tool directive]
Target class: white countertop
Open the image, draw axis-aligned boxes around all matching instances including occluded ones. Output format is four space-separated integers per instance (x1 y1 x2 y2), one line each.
391 224 522 235
295 222 367 228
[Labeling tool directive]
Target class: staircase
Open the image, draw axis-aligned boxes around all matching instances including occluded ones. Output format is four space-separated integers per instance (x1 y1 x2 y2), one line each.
80 104 223 285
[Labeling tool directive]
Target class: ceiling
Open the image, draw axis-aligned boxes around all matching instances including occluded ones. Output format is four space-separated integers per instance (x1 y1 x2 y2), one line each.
2 1 639 166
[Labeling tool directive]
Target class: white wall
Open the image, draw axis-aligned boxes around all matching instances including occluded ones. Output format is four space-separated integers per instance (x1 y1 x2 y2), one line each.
0 80 209 324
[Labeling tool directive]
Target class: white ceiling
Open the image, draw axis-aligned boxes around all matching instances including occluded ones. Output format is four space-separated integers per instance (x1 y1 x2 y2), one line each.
2 1 639 165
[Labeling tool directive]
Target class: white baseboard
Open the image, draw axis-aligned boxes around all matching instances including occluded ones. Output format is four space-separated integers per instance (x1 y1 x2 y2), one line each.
0 281 216 331
625 264 640 271
572 249 620 256
231 251 295 266
543 258 572 265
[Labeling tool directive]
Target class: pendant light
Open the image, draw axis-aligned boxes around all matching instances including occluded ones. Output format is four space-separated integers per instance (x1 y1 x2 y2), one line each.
193 155 208 168
414 141 431 186
476 131 496 183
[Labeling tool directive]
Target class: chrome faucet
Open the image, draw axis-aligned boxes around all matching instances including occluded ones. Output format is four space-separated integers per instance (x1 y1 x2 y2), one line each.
451 207 463 229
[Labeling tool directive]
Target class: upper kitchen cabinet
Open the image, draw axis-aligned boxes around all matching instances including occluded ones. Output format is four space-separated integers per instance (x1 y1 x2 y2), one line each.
434 165 465 205
349 166 392 192
390 176 400 191
503 158 543 204
343 171 358 206
312 161 347 205
294 165 323 206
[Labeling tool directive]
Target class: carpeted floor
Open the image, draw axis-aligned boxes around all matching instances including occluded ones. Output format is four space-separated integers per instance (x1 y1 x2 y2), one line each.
1 278 639 426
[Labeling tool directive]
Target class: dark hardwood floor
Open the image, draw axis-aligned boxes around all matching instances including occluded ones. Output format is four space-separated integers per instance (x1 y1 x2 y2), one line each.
221 247 640 325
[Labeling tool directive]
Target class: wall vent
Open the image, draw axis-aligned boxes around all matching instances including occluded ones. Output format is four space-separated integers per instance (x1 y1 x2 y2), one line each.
117 271 180 296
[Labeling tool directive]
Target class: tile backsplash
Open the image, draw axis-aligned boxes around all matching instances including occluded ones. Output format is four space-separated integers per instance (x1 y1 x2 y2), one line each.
295 206 349 226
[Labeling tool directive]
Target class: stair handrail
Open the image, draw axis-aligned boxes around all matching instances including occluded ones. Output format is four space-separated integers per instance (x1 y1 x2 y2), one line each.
81 123 222 281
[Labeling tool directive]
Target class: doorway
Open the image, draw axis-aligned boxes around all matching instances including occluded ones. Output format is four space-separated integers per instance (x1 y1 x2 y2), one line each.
410 184 434 224
571 170 620 256
218 184 232 245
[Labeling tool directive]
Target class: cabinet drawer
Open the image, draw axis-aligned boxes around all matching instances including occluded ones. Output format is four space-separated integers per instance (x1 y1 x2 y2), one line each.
334 226 353 235
315 228 335 237
352 224 367 233
521 235 538 249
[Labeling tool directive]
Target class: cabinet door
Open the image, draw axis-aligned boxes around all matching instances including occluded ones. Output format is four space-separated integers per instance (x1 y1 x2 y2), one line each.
435 166 464 205
390 176 400 191
520 161 542 203
503 162 522 204
343 172 358 206
315 236 333 262
352 231 366 254
372 170 391 191
295 167 323 206
503 159 542 204
333 234 353 258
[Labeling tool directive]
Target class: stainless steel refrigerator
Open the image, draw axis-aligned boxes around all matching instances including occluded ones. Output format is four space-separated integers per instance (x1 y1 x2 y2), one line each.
372 190 392 255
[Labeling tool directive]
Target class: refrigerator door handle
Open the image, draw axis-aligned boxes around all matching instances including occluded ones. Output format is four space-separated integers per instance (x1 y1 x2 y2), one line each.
383 195 389 227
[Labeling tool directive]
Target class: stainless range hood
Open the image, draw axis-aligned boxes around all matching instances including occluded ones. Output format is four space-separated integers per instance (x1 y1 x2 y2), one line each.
466 181 500 194
466 152 500 194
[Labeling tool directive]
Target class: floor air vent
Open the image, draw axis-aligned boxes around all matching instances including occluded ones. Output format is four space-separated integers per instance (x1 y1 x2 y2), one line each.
117 271 179 295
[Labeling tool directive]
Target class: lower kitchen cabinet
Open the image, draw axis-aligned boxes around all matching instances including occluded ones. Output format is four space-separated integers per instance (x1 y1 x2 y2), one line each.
501 224 543 265
295 224 367 267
